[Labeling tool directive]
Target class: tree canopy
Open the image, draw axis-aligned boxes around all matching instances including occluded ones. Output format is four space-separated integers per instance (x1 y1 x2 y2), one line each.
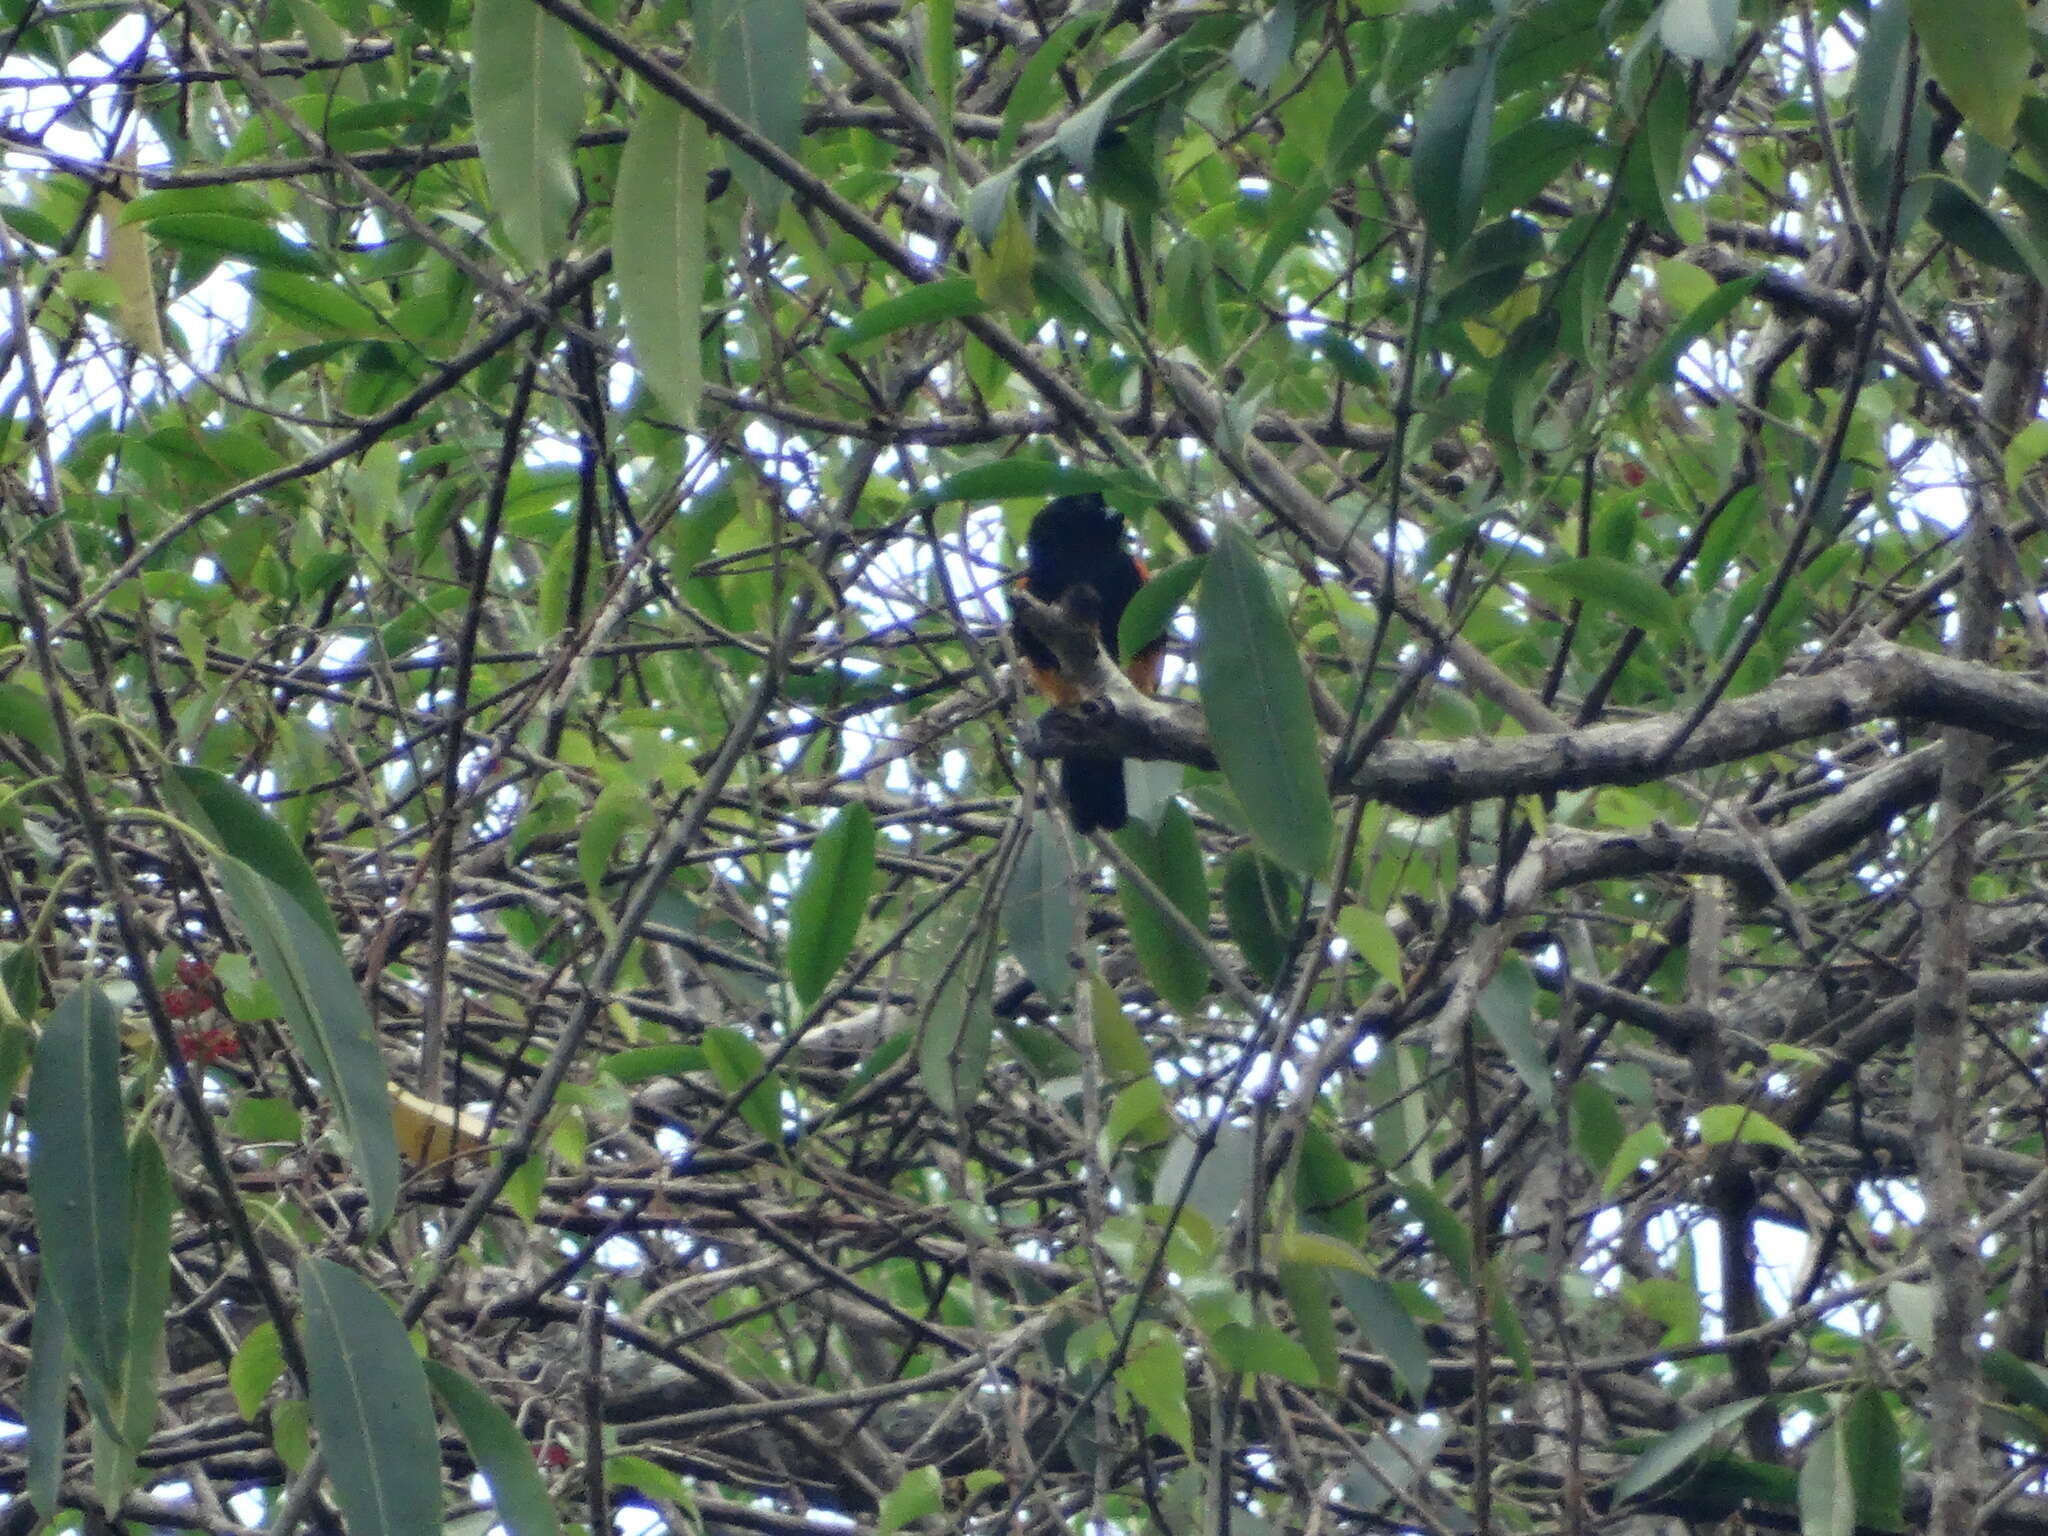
4 1 2048 1534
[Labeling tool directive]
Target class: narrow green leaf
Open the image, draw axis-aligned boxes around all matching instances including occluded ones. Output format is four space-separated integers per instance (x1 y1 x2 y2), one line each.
471 0 583 267
300 1258 444 1536
926 0 958 124
27 984 131 1404
168 765 336 941
214 857 400 1233
25 1280 70 1520
995 14 1098 161
912 460 1117 508
1395 1179 1474 1283
140 212 323 273
1696 1103 1798 1154
116 1132 172 1455
1799 1421 1855 1536
917 926 996 1118
1221 848 1295 987
1118 553 1205 660
1908 0 2026 147
827 277 988 355
1927 177 2048 288
1194 523 1332 877
1001 811 1077 1004
702 1025 783 1143
425 1360 565 1536
699 0 807 214
617 93 707 426
1614 1397 1767 1503
1332 1272 1432 1402
1526 555 1680 636
246 270 384 337
1278 1261 1341 1387
1841 1386 1904 1532
1411 51 1497 253
1474 956 1554 1112
1624 274 1761 411
1114 802 1210 1014
786 803 877 1005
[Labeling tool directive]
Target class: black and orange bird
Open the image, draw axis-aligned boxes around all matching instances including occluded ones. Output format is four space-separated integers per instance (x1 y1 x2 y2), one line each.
1013 493 1164 833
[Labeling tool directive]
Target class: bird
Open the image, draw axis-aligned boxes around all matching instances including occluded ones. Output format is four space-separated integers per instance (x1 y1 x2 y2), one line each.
1012 493 1164 833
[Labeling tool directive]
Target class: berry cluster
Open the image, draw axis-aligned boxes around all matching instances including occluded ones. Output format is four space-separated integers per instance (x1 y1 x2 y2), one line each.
163 957 241 1066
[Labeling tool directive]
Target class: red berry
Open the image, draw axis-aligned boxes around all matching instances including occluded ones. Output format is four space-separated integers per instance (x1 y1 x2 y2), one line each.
1619 462 1647 488
176 956 214 988
164 986 208 1020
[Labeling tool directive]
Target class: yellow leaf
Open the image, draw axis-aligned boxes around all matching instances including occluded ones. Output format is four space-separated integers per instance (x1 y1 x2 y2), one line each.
387 1084 491 1169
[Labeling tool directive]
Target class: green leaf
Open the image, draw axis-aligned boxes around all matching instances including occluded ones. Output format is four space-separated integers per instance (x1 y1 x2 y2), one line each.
1278 1261 1341 1387
1333 1271 1432 1402
1659 0 1737 64
1841 1386 1904 1532
1926 176 2048 288
247 270 383 336
1336 904 1404 990
617 93 708 426
0 680 59 755
300 1258 444 1536
1194 523 1331 877
213 857 401 1233
786 803 876 1005
426 1361 565 1536
1120 1325 1195 1453
471 0 583 268
1114 802 1210 1014
167 765 336 941
27 984 131 1405
1624 274 1761 411
1230 0 1296 90
111 1132 172 1472
24 1280 70 1521
1211 1321 1321 1386
1411 50 1497 253
1221 848 1295 987
703 1025 783 1143
579 777 650 905
1799 1420 1855 1536
698 0 806 214
877 1465 942 1536
1603 1123 1671 1196
1614 1397 1767 1503
912 460 1118 507
231 1322 285 1422
1118 554 1205 660
995 14 1098 161
1570 1077 1625 1180
917 923 996 1118
1525 555 1680 636
139 212 324 273
827 277 988 355
1696 1103 1798 1155
1474 955 1554 1112
601 1043 709 1084
1001 811 1077 1004
1908 0 2027 147
1853 0 1933 234
1395 1179 1474 1283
